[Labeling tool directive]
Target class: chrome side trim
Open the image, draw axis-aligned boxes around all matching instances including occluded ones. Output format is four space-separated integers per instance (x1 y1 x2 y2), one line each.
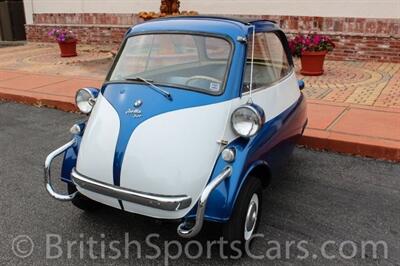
44 139 77 201
71 168 192 211
177 166 232 238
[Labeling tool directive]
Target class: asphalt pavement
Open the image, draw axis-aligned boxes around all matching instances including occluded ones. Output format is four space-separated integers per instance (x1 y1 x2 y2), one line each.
0 101 399 265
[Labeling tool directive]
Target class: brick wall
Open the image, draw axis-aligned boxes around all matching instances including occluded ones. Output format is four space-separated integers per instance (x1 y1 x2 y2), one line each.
26 24 129 45
32 13 142 25
258 15 400 62
25 13 400 62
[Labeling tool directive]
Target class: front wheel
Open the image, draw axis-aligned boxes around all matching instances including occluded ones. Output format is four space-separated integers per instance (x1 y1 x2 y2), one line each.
222 177 263 254
67 184 103 211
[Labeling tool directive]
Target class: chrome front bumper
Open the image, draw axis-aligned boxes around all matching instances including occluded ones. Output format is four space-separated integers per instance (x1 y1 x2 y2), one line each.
45 139 232 238
71 168 192 211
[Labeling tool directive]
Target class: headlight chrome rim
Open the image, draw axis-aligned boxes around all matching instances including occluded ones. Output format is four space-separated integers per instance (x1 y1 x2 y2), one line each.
231 104 265 138
75 88 97 114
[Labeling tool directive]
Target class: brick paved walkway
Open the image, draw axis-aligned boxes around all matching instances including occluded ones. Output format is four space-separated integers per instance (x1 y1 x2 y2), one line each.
298 61 400 108
0 43 113 79
0 43 399 161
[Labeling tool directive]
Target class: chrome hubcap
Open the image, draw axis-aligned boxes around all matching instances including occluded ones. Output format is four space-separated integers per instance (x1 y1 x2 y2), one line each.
246 202 257 231
244 193 259 241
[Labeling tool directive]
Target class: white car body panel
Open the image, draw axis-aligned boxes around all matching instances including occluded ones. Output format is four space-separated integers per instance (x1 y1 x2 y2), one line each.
121 101 232 219
76 94 121 209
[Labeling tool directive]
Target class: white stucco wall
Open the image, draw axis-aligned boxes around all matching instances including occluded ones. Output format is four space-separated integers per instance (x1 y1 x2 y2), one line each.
24 0 400 24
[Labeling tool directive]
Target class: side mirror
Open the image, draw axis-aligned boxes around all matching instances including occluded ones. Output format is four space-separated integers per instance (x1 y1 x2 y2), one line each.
298 80 305 91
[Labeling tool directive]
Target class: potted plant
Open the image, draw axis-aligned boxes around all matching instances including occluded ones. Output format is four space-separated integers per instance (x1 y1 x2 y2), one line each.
48 29 78 57
289 33 335 76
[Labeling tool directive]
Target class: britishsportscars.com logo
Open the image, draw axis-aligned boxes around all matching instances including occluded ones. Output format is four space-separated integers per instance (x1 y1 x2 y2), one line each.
11 233 390 265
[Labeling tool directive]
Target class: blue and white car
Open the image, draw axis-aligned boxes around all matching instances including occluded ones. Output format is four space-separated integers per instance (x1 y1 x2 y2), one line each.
45 16 307 249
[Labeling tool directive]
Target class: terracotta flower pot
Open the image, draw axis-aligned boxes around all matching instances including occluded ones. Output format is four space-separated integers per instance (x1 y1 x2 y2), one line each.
300 51 327 76
58 40 77 57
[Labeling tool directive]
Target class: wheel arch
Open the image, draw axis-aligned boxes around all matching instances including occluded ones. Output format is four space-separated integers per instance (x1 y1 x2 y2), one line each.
245 160 272 188
224 160 271 219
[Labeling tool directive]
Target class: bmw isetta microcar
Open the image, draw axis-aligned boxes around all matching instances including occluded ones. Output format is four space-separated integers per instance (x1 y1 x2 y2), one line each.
45 16 307 248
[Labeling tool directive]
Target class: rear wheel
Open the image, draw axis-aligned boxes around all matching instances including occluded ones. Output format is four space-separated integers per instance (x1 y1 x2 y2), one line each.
222 176 263 254
67 184 103 211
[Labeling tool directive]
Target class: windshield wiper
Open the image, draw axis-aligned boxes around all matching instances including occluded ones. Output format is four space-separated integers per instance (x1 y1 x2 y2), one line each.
124 76 172 101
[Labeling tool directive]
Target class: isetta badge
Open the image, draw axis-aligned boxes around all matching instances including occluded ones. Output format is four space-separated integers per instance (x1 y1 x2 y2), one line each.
125 99 143 118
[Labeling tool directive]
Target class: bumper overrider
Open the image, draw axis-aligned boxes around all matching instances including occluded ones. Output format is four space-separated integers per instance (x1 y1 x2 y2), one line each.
44 139 233 238
44 138 78 201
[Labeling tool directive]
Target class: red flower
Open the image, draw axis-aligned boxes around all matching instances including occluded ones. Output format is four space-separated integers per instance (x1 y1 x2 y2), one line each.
288 32 335 57
313 35 321 45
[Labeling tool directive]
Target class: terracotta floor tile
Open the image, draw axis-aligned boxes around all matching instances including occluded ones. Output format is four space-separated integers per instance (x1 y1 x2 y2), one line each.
306 98 349 107
331 108 400 141
306 103 346 130
0 70 24 81
0 74 68 90
32 79 103 97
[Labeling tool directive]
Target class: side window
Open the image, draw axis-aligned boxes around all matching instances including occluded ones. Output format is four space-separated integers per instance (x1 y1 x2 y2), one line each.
265 33 291 79
243 32 291 92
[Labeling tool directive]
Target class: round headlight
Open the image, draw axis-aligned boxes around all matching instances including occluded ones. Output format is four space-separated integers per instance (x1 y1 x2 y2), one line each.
231 104 265 138
75 88 98 114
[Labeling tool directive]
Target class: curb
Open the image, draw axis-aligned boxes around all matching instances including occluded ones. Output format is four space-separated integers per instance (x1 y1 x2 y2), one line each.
0 91 77 112
300 129 400 162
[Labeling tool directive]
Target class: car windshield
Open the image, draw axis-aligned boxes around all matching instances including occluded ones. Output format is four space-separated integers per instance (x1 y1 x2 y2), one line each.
108 34 232 94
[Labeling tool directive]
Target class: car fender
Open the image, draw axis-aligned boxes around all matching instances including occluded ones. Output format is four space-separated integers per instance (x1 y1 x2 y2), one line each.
184 138 271 222
61 123 85 183
185 94 306 222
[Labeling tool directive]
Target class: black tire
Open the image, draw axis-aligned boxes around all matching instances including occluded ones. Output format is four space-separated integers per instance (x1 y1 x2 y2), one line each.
222 176 263 254
67 184 103 211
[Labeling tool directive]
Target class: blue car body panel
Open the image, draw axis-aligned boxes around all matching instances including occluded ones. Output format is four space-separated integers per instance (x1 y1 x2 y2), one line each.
61 134 83 184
